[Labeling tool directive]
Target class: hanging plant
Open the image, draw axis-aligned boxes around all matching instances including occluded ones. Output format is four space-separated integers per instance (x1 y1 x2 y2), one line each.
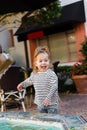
0 0 61 30
22 0 62 28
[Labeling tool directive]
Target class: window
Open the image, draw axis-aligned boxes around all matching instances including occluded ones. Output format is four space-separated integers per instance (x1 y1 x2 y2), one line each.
66 30 77 61
39 29 78 63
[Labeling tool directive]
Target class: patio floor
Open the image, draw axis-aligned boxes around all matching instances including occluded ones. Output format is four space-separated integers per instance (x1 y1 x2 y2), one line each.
1 93 87 121
58 93 87 121
27 93 87 121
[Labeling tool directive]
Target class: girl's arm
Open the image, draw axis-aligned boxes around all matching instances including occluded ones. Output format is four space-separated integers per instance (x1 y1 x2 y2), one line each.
17 73 33 91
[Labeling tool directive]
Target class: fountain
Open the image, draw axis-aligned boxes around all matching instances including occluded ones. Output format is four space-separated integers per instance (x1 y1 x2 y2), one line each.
0 111 86 130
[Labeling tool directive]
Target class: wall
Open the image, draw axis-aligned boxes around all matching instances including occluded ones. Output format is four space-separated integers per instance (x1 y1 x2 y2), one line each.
60 0 87 36
8 44 27 68
75 23 86 61
8 28 28 68
0 26 12 52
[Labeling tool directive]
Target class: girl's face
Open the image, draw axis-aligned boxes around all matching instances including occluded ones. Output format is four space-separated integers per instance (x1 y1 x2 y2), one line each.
35 52 50 72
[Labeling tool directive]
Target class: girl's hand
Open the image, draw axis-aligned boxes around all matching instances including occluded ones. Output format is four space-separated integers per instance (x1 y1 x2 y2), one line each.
17 84 23 91
43 98 51 106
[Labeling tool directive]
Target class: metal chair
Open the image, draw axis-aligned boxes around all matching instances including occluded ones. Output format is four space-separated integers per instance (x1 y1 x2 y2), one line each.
0 65 27 112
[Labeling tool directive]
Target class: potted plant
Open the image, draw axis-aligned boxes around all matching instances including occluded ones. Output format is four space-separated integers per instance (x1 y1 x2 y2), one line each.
71 38 87 93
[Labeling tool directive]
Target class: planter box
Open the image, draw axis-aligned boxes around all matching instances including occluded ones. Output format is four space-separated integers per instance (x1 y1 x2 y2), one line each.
72 75 87 94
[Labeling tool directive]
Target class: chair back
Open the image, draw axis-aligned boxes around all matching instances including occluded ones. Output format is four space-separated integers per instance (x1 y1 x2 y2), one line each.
0 65 26 92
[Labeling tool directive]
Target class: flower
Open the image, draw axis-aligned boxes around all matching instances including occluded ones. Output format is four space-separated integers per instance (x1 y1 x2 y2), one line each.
71 62 87 75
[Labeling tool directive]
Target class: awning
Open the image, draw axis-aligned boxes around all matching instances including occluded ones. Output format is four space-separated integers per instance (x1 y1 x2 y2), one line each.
15 0 86 41
0 0 55 14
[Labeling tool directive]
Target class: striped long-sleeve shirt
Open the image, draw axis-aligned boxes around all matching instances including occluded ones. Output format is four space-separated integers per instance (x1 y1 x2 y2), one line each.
20 69 59 106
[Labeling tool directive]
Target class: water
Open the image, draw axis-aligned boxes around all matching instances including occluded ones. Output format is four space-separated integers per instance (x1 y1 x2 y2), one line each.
0 118 65 130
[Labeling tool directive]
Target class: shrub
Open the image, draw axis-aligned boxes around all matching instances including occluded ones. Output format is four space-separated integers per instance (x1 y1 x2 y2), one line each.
56 66 77 93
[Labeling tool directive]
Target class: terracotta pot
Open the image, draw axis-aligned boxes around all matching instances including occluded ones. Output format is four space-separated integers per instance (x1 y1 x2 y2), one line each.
72 75 87 94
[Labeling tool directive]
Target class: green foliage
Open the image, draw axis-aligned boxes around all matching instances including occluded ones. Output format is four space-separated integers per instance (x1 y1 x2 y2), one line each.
22 0 62 28
80 37 87 63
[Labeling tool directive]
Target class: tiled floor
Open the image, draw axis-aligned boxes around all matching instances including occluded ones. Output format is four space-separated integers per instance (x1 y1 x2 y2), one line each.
1 93 87 121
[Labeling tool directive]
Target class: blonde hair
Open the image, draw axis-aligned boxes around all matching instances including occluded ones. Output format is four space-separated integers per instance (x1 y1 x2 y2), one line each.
33 46 53 73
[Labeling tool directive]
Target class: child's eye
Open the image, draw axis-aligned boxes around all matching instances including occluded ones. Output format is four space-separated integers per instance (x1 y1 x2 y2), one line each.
45 59 48 62
39 60 42 62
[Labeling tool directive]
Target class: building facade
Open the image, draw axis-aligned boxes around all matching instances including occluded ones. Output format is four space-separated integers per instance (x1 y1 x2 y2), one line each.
25 0 86 67
4 0 87 68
